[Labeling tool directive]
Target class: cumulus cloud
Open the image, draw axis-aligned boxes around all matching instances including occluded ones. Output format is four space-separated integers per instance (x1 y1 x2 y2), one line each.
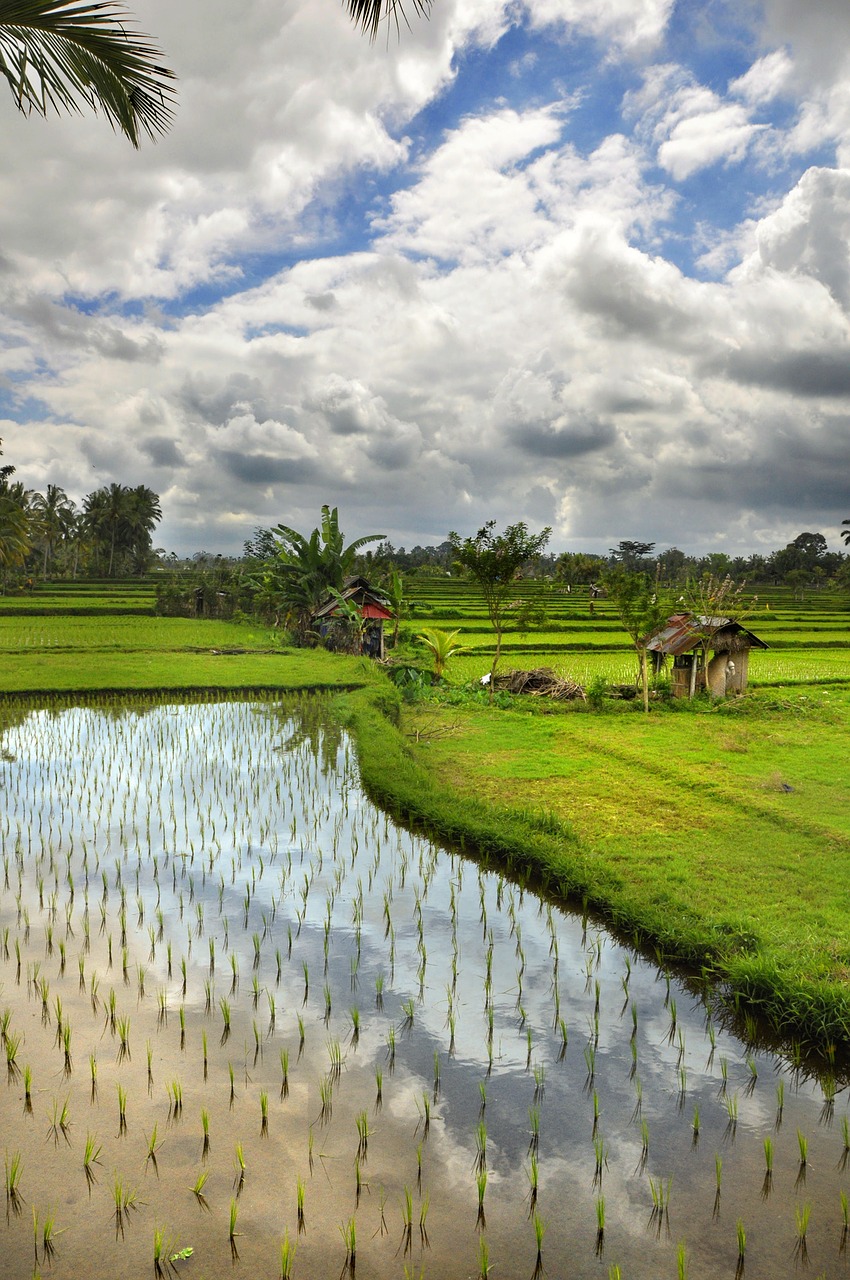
2 0 850 556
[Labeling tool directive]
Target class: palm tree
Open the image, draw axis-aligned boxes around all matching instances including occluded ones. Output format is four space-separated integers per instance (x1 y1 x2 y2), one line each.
124 483 162 572
0 0 176 148
30 483 76 576
0 493 32 587
841 519 850 547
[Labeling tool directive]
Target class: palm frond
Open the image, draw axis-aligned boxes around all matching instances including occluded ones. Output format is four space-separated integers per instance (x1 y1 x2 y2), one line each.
343 0 432 42
0 0 176 146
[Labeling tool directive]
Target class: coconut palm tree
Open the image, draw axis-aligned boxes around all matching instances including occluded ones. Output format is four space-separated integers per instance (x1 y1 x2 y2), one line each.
30 483 76 576
0 493 32 587
0 0 176 147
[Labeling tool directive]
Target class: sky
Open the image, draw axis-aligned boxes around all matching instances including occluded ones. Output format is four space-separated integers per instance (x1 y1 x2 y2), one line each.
2 0 850 558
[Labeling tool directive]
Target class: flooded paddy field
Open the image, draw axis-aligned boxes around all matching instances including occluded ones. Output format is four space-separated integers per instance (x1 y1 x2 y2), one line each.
0 694 847 1279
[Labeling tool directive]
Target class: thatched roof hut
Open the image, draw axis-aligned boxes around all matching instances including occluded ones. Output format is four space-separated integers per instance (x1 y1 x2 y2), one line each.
645 613 768 698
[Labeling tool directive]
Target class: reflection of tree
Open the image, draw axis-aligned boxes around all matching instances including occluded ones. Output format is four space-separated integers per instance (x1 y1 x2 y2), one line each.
265 696 344 776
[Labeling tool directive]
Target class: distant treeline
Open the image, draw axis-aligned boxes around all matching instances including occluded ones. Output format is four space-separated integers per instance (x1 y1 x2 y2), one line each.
0 472 162 586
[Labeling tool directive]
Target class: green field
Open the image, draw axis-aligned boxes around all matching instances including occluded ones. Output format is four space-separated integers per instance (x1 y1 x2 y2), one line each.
404 578 850 688
2 574 850 1057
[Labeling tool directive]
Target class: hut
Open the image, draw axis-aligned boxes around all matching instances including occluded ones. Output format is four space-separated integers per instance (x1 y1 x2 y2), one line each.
645 613 768 699
312 576 393 659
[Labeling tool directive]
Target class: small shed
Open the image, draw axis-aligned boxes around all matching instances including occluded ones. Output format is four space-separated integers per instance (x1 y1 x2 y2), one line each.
645 613 769 698
312 576 393 659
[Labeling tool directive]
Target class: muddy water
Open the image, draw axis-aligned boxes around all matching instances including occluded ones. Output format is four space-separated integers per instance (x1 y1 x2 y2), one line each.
0 696 846 1280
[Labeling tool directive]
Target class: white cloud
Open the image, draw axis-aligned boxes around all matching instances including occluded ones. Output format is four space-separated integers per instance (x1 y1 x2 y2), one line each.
625 65 767 180
729 49 794 107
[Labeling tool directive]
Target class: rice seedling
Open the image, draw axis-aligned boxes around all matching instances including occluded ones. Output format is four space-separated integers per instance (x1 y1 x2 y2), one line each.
419 1190 430 1248
593 1133 608 1186
234 1141 246 1193
117 1082 127 1132
219 997 231 1044
648 1176 671 1230
4 1149 23 1209
478 1235 490 1279
692 1105 700 1142
113 1173 138 1232
146 1122 162 1169
595 1196 605 1252
23 1062 32 1112
676 1239 687 1280
168 1078 183 1119
476 1168 488 1228
260 1090 269 1136
340 1215 356 1270
841 1189 848 1236
401 1185 414 1253
279 1228 296 1279
296 1175 306 1232
41 1206 59 1261
116 1014 130 1061
797 1128 808 1166
795 1201 811 1259
527 1100 540 1162
48 1096 71 1145
724 1092 738 1138
527 1153 539 1213
474 1119 488 1173
775 1078 785 1126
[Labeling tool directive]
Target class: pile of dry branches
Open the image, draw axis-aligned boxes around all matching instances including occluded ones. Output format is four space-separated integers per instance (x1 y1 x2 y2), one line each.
492 667 586 700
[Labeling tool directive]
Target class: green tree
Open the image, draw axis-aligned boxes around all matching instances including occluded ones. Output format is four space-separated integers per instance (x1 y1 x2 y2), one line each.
840 520 850 548
0 0 176 147
603 567 669 714
30 483 75 576
82 481 161 575
448 521 551 700
0 452 32 587
609 540 656 571
264 506 384 642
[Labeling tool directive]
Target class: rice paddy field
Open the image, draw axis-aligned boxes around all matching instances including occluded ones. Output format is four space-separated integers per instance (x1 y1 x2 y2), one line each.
405 579 850 688
0 574 848 1279
2 694 850 1280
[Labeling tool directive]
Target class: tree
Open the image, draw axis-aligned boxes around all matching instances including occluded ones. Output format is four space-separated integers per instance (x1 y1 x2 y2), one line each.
0 437 14 485
0 0 176 147
609 540 656 571
603 567 669 713
30 483 75 575
840 520 850 547
263 506 385 642
82 481 161 575
448 521 551 700
0 455 31 588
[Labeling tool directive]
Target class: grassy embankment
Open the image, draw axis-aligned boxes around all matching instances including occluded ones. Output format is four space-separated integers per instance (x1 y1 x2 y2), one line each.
2 576 850 1058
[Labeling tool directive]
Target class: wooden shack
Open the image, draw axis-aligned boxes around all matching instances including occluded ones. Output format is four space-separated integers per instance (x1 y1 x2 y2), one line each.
645 613 768 698
312 576 393 659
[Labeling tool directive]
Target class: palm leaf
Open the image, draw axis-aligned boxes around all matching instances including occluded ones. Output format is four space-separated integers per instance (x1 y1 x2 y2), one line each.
0 0 176 146
343 0 432 41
